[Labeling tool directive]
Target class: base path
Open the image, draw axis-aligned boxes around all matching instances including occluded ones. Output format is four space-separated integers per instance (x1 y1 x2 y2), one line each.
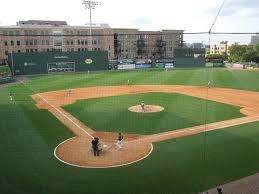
31 85 259 168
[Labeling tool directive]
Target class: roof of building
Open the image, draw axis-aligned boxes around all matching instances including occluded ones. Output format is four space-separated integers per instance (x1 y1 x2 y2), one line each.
17 20 68 26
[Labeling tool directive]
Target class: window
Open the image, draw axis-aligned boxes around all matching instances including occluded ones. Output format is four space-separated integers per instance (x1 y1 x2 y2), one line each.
41 31 45 35
29 40 33 45
5 51 8 56
30 49 34 52
33 30 38 35
25 40 29 45
26 49 29 53
17 41 21 46
98 48 101 51
42 40 45 45
70 40 74 45
46 40 49 45
16 31 20 36
11 41 14 46
71 48 74 52
81 40 84 45
53 31 62 47
9 31 14 36
35 49 38 52
77 31 80 36
18 50 21 53
67 40 70 45
78 48 81 51
47 48 50 52
3 31 7 35
85 40 88 45
78 40 80 45
4 41 8 46
94 48 97 51
34 40 38 45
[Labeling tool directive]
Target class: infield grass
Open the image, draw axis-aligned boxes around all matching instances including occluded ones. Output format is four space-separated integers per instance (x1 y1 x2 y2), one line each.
64 92 244 134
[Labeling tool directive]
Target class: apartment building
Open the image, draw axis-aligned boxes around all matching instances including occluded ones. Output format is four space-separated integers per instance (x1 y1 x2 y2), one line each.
114 29 184 59
250 33 259 45
210 41 229 55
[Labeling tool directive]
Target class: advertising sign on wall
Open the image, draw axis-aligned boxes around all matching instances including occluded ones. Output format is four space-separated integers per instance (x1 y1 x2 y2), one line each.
135 59 152 69
155 59 174 68
117 64 136 70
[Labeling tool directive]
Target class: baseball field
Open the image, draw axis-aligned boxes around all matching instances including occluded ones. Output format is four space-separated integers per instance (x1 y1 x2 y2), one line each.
1 68 259 194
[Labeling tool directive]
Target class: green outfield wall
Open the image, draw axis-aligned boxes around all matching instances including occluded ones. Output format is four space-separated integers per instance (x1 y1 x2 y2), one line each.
9 51 108 75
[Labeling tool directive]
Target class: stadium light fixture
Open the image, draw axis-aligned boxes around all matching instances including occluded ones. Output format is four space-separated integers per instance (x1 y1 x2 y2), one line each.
82 0 98 51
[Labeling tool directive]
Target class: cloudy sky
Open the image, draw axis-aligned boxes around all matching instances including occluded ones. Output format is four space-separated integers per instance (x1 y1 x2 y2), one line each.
0 0 258 43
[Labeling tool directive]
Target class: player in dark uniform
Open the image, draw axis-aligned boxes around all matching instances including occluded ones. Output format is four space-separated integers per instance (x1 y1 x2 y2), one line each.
91 137 100 156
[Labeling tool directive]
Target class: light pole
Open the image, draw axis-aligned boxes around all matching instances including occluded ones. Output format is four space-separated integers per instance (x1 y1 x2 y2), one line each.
82 0 98 51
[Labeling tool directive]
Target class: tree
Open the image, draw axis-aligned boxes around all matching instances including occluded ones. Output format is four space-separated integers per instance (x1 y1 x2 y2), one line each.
242 49 257 62
228 44 246 62
206 53 227 60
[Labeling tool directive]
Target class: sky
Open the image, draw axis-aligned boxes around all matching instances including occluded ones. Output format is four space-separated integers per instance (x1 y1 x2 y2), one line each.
0 0 258 43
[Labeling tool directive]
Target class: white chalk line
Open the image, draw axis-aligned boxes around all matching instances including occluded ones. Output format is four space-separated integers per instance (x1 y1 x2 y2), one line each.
19 80 94 139
143 115 259 142
34 91 94 139
54 136 154 169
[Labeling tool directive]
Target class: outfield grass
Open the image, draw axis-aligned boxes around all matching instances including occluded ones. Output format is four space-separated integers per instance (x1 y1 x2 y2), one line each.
25 68 259 92
1 68 259 194
64 92 243 134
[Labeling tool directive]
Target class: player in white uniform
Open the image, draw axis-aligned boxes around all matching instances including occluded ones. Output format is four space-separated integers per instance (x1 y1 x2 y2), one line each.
9 93 13 101
116 132 124 149
140 101 145 112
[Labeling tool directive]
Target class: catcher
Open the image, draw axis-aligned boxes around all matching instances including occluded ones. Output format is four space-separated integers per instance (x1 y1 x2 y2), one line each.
116 132 124 149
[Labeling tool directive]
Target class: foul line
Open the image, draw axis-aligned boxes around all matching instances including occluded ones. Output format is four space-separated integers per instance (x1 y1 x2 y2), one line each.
19 80 94 139
143 115 259 142
54 137 154 169
37 93 94 139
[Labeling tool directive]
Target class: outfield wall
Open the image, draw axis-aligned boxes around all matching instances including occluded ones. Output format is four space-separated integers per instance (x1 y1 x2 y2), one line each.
9 51 108 75
174 57 205 67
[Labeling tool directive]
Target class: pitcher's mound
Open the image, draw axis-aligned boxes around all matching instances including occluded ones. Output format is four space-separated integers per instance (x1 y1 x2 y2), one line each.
128 105 164 113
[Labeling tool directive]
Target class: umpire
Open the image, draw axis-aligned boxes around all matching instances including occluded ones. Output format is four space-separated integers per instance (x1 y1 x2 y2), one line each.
91 137 100 156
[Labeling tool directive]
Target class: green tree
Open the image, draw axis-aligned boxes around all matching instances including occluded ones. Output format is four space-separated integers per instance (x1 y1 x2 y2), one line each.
228 44 246 63
242 49 257 62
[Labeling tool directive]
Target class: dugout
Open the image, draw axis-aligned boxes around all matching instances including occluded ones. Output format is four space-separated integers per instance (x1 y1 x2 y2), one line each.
8 51 108 75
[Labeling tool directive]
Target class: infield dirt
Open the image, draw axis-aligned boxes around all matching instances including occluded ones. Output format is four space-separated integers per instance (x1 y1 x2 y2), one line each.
31 85 259 168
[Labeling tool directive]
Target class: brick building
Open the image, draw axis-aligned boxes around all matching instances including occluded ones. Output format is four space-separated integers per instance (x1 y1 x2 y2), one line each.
0 20 184 63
